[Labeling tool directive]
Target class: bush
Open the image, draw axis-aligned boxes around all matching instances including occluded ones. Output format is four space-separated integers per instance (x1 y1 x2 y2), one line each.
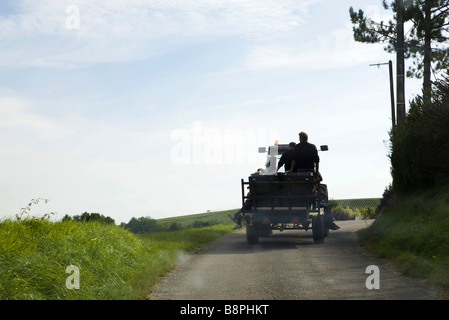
390 76 449 193
358 207 377 219
375 184 394 216
191 220 215 228
331 205 356 220
168 222 183 231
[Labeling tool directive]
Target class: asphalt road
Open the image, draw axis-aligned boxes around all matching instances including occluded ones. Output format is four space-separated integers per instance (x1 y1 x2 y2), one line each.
150 220 443 300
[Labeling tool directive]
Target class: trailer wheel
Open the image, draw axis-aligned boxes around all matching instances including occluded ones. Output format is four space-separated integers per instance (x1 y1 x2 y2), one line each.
312 215 325 244
246 226 259 244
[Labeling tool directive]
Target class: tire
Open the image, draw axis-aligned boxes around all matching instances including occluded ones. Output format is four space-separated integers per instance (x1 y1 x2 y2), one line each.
312 215 325 244
246 226 259 244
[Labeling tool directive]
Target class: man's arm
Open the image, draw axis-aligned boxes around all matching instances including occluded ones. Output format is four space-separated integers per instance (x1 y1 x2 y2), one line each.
286 160 296 173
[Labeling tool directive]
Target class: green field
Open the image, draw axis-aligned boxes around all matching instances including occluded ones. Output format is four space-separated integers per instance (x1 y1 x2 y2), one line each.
157 209 238 229
157 198 381 226
331 198 380 209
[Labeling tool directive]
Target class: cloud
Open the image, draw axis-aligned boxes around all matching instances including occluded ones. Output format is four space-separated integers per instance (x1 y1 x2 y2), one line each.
0 93 168 221
0 0 318 68
243 22 390 71
0 96 75 143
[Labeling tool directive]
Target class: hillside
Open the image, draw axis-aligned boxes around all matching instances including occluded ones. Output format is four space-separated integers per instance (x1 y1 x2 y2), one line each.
157 209 238 229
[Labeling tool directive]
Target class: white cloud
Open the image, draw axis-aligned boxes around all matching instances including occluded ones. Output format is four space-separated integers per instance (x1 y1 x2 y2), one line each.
0 96 74 142
244 22 391 71
0 0 318 68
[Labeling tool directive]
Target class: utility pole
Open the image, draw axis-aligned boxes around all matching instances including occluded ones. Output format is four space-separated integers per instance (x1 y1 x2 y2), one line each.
389 60 395 128
370 60 396 129
396 0 406 125
388 60 396 129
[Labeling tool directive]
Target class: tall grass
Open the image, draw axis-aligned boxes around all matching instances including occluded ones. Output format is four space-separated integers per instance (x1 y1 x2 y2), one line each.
1 216 146 299
358 190 449 290
0 215 233 300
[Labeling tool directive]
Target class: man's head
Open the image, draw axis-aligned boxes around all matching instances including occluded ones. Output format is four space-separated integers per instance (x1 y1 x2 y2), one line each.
288 142 296 150
299 131 308 142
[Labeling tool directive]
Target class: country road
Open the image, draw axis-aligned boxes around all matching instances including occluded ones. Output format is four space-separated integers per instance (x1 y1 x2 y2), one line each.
150 220 443 300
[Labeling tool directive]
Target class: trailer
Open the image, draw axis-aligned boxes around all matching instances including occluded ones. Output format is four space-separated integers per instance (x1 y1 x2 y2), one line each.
240 143 334 244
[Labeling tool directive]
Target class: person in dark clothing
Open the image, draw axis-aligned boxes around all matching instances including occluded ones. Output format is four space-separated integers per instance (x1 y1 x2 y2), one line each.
287 131 339 230
276 142 296 172
286 132 320 176
230 190 252 230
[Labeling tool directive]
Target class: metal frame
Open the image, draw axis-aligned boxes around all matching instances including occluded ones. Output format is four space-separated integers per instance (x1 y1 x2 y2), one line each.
240 173 323 231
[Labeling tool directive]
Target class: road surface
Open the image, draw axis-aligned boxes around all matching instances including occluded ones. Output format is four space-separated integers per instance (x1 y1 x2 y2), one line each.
150 220 443 300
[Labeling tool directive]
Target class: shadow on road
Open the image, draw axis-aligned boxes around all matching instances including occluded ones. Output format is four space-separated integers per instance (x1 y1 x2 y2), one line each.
201 229 320 255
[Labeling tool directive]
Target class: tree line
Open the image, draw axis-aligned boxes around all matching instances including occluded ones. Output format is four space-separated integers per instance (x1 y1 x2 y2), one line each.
62 212 218 234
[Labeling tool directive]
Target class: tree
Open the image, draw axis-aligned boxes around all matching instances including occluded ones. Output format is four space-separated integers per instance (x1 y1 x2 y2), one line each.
349 0 449 102
389 75 449 192
124 216 160 234
66 212 116 224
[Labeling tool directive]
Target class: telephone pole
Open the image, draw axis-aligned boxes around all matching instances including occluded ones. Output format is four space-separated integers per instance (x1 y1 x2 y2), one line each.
396 0 406 125
369 60 396 129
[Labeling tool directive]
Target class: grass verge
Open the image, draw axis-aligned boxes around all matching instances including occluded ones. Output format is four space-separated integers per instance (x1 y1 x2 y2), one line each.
357 189 449 291
0 216 233 300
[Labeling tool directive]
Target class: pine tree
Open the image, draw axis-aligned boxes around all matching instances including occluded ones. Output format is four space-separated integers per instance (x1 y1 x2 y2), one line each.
349 0 449 102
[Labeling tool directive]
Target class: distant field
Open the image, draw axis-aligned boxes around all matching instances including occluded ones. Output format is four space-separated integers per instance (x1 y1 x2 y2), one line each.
331 198 381 209
157 209 238 229
157 198 381 226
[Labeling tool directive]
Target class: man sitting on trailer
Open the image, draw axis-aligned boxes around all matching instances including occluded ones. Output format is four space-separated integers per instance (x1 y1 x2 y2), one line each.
276 142 296 172
286 131 320 176
287 131 339 230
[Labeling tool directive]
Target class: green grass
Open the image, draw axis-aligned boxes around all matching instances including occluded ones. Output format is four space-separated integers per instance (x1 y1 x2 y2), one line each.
0 215 233 300
0 197 384 300
357 190 449 290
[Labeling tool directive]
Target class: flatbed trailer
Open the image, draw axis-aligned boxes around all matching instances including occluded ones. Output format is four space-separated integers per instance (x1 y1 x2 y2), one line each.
239 143 333 244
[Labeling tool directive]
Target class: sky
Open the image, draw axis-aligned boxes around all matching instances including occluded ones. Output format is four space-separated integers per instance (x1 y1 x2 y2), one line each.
0 0 423 224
